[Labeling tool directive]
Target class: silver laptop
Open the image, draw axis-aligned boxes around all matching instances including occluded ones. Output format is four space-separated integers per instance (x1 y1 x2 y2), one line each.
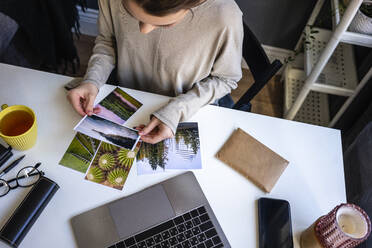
71 172 230 248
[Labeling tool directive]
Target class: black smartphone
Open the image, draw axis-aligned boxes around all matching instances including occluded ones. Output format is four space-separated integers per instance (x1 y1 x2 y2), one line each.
258 197 293 248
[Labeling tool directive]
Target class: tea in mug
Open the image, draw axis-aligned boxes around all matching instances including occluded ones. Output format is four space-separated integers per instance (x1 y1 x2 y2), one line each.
0 110 34 136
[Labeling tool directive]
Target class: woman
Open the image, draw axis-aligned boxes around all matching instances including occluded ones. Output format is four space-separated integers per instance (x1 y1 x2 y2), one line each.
67 0 243 144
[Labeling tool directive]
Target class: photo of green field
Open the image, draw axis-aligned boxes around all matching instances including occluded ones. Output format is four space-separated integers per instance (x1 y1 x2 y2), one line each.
95 87 143 125
85 141 141 190
59 132 100 173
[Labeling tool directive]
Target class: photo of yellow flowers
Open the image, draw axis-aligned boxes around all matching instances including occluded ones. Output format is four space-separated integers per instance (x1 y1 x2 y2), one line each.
84 141 141 190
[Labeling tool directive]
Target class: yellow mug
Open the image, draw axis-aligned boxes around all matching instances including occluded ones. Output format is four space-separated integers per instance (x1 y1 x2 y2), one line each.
0 104 37 150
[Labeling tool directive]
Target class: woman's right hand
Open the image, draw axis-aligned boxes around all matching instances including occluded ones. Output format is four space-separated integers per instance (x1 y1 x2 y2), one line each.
67 82 100 116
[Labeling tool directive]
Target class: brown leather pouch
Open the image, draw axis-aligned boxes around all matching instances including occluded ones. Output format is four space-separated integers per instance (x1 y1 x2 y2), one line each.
216 128 289 192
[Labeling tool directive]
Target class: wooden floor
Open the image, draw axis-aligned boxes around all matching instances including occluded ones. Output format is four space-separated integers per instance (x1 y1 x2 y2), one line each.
72 34 283 118
232 70 283 118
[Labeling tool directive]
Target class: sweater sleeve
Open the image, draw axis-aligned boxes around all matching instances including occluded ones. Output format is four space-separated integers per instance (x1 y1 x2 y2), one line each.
152 14 243 134
82 0 116 88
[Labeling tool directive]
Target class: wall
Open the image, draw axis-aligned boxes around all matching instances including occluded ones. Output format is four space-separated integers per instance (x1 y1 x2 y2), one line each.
236 0 318 49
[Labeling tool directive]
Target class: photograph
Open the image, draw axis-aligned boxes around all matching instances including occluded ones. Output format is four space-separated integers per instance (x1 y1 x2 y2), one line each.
74 115 140 150
95 87 142 125
59 132 100 173
85 141 140 190
137 122 202 175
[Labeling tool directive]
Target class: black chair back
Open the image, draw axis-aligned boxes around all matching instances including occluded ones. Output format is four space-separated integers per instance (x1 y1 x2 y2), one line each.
229 21 283 111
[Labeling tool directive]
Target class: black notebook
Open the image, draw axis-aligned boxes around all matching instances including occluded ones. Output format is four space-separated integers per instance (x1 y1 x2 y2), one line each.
0 144 12 167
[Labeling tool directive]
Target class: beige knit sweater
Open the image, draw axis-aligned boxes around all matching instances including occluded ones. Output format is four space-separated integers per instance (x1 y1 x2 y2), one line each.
83 0 243 133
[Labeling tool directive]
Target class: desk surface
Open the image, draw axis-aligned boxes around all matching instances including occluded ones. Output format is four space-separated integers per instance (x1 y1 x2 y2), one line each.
0 63 346 248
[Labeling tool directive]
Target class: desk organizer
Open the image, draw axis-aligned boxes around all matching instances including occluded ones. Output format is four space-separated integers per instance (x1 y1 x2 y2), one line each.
0 177 59 248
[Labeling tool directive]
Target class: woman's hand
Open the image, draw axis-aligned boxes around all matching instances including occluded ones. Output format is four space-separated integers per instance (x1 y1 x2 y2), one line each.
136 117 174 144
67 82 100 116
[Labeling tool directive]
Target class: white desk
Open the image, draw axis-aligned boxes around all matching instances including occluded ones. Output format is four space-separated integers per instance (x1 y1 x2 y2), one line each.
0 63 346 248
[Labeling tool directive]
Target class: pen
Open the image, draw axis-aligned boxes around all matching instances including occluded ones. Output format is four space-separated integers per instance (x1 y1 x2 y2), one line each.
0 155 26 178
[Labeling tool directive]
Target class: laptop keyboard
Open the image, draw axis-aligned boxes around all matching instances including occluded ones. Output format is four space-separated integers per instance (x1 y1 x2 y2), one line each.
107 206 224 248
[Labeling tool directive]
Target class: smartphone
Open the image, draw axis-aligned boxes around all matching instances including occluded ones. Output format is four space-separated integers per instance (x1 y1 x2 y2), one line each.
258 197 293 248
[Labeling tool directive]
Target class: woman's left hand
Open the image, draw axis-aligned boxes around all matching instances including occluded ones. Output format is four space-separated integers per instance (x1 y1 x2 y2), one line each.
136 117 174 144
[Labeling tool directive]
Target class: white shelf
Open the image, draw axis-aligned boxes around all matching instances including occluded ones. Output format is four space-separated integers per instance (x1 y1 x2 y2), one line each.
304 27 359 95
284 0 372 127
341 31 372 47
332 0 372 47
284 68 330 126
332 0 341 29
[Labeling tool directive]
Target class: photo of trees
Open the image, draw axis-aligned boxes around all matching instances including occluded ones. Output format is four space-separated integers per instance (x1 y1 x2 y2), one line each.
59 132 100 173
137 122 202 174
96 87 142 125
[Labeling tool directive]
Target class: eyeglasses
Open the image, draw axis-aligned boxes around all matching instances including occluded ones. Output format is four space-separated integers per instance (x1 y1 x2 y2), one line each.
0 163 44 197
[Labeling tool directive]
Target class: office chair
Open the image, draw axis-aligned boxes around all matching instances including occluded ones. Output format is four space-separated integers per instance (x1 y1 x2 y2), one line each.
218 20 283 112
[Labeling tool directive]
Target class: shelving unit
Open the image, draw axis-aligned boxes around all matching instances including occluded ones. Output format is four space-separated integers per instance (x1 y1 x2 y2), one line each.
304 27 358 95
332 0 372 47
284 67 330 126
283 0 372 127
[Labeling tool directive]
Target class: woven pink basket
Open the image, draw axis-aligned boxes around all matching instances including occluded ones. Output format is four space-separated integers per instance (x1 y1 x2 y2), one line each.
314 203 371 248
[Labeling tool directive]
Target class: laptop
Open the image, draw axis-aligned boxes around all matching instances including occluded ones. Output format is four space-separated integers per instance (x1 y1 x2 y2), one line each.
71 172 231 248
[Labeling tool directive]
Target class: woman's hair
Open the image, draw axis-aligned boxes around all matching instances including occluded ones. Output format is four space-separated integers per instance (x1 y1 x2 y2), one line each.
133 0 204 16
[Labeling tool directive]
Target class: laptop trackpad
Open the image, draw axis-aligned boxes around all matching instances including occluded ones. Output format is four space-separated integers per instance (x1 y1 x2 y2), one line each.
108 185 175 238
